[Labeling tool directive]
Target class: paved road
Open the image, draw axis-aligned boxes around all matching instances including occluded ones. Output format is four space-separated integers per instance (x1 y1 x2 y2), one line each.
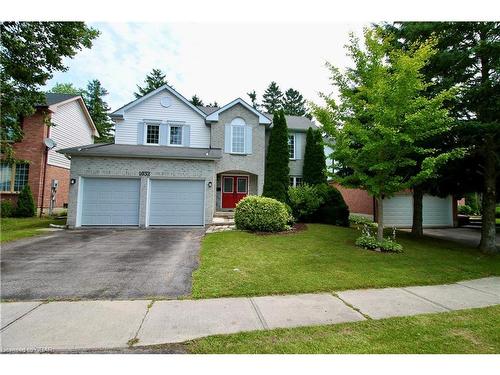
415 227 499 249
1 277 499 352
0 228 204 301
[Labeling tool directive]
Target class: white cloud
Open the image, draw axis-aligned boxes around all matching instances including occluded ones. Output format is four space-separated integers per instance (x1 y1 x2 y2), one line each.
45 22 365 111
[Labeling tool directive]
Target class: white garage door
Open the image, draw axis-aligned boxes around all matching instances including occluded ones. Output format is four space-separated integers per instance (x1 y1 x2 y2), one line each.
81 178 140 226
383 194 453 228
148 179 205 226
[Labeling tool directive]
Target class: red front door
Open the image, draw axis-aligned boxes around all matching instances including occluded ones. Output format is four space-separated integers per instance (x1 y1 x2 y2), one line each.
221 176 248 209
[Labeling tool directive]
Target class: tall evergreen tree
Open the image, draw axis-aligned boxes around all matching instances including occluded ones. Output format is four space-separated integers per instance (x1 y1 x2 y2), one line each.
262 81 283 114
283 88 310 118
263 110 290 202
383 22 500 253
48 82 83 96
1 22 99 160
134 68 169 98
83 79 113 143
207 101 219 108
247 90 259 109
190 95 204 106
303 128 327 185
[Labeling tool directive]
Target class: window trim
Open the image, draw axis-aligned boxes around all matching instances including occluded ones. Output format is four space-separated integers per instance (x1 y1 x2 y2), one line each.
222 176 234 193
0 162 29 193
230 123 246 154
288 133 296 160
236 177 248 194
168 124 183 147
144 123 161 145
289 176 302 188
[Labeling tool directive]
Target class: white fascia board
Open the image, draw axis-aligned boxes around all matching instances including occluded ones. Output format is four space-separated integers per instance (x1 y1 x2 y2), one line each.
206 98 272 125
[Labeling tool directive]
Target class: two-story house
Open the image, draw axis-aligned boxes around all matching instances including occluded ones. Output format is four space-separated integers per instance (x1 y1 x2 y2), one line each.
1 93 98 214
59 85 317 227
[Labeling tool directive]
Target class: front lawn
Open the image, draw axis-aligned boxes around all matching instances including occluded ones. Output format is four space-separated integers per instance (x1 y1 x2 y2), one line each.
0 217 66 243
192 224 500 298
188 305 500 354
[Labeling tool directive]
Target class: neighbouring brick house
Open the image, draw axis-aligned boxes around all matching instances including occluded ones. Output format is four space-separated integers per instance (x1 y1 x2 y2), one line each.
1 93 98 214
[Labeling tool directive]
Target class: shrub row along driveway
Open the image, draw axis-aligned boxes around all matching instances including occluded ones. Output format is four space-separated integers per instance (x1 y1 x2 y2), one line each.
1 228 204 301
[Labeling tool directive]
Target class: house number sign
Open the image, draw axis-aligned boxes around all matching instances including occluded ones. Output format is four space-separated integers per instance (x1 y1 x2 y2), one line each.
139 171 151 176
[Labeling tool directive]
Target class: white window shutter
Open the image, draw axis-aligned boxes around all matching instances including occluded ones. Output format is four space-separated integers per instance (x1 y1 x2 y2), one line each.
137 122 145 144
224 124 231 153
295 133 302 159
183 125 190 147
245 126 253 154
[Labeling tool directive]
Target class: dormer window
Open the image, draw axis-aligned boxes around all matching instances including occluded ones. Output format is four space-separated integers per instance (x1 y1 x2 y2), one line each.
145 124 160 145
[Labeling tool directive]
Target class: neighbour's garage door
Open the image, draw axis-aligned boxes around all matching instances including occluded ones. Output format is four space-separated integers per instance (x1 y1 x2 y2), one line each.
148 179 204 226
81 178 140 226
383 194 453 228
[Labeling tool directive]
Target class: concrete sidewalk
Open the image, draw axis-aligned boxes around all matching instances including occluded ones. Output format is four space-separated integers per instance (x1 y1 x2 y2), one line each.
1 277 499 352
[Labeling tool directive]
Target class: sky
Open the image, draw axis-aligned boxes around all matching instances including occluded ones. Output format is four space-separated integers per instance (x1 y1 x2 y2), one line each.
45 22 366 112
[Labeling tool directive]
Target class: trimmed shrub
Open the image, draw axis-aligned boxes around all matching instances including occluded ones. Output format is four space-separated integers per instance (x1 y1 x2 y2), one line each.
457 204 473 215
314 184 350 226
15 185 36 217
287 184 324 221
1 200 15 218
234 195 290 232
355 235 403 253
349 214 377 229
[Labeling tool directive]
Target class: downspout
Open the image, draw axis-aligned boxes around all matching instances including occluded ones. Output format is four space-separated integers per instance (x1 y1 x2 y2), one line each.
39 122 50 217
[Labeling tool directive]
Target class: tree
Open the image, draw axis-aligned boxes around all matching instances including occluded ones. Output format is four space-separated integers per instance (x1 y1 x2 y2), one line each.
262 81 283 114
207 101 219 108
313 28 457 242
83 79 113 143
263 110 290 202
383 22 500 253
134 68 170 98
247 90 259 109
190 95 204 106
48 82 83 96
303 128 327 185
1 22 99 161
283 88 310 118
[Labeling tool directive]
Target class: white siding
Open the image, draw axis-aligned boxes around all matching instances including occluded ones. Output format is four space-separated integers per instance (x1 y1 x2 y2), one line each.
114 90 210 147
48 100 94 169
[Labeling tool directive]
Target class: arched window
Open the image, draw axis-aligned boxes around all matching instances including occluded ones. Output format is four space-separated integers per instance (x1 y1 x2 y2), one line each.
230 117 246 153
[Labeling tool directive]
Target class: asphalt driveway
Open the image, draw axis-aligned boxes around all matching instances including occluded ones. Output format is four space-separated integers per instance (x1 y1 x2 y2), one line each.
0 228 205 301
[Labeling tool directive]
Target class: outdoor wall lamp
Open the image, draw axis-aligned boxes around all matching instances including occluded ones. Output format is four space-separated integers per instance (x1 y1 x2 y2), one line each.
207 181 213 188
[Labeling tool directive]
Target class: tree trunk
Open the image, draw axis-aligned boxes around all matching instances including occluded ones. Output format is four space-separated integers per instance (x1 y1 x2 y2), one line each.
376 196 384 241
478 143 498 254
411 186 424 236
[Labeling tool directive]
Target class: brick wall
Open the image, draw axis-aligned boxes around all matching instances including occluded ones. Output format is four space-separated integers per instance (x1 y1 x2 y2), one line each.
332 183 374 216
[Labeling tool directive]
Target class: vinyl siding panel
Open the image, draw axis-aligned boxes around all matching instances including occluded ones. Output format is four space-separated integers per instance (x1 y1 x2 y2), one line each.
114 90 209 147
48 100 94 169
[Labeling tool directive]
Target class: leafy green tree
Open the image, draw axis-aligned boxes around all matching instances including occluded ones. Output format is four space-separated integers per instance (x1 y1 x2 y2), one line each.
48 82 83 95
134 68 170 98
247 90 259 109
313 28 458 241
382 22 500 253
263 110 290 202
283 88 310 118
15 185 36 217
0 22 99 161
83 79 113 143
303 128 327 185
190 95 204 106
262 81 283 114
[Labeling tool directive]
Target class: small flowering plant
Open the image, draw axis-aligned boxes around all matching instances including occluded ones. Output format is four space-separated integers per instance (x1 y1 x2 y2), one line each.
354 224 403 253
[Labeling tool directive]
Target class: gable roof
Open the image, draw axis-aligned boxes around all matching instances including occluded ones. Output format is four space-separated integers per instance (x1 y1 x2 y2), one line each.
110 84 207 119
40 93 99 137
267 113 318 131
205 98 272 125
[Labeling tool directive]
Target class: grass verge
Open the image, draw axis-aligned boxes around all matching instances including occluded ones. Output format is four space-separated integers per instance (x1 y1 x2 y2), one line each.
1 217 66 243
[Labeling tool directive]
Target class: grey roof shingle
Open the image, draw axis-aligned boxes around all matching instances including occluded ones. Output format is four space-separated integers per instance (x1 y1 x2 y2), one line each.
43 93 80 106
57 143 222 160
196 105 219 115
266 113 318 131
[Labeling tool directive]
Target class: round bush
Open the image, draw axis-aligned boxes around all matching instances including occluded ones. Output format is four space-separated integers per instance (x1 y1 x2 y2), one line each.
314 184 350 226
1 200 15 218
234 196 290 232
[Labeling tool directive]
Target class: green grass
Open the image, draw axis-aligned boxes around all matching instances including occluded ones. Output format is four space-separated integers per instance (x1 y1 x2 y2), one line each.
192 224 500 298
188 305 500 354
0 217 66 243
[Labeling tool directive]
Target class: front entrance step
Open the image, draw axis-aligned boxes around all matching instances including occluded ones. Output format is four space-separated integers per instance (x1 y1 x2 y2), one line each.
213 211 235 218
211 216 235 225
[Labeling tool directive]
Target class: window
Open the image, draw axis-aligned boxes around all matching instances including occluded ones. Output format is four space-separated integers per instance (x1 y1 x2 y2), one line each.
230 117 246 154
0 162 29 192
288 134 295 159
289 176 302 187
223 177 233 193
146 124 160 144
237 177 248 193
169 125 182 145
